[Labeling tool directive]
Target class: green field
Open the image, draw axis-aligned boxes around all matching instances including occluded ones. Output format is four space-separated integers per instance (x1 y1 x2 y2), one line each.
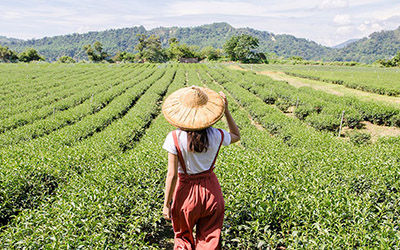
241 64 400 96
1 63 400 248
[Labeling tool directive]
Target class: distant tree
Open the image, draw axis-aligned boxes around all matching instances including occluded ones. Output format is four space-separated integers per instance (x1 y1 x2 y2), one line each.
394 52 400 66
223 36 239 61
83 41 110 62
223 34 259 63
0 45 18 62
388 51 400 67
378 51 400 67
290 56 304 61
57 56 75 63
135 34 167 63
113 51 136 63
167 38 182 60
18 48 45 62
168 37 178 45
200 46 222 61
167 38 202 61
256 52 269 64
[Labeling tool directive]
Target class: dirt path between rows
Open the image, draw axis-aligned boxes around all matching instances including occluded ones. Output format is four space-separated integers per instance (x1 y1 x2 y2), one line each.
227 64 400 141
258 71 400 141
260 71 345 96
342 121 400 142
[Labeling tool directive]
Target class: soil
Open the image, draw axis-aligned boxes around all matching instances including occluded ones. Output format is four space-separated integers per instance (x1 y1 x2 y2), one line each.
258 71 345 96
228 64 244 71
284 106 297 118
342 121 400 142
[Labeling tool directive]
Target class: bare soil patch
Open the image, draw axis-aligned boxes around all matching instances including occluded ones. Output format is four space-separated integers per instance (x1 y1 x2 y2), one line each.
248 115 264 131
342 121 400 142
227 64 244 71
284 106 297 118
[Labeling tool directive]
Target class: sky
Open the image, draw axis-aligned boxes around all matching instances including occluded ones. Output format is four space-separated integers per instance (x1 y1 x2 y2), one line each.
1 0 399 47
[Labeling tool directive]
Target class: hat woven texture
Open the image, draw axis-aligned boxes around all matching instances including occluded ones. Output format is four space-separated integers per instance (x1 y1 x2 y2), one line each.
162 86 225 131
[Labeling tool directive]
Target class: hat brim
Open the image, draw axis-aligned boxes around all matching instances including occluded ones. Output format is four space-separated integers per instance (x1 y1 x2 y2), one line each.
162 87 225 131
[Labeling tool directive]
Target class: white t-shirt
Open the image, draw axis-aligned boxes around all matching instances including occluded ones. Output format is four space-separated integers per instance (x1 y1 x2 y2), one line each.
162 127 231 174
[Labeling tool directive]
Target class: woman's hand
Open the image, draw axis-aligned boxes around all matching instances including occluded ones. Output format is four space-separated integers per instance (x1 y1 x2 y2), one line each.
219 91 240 143
163 205 171 220
219 91 228 111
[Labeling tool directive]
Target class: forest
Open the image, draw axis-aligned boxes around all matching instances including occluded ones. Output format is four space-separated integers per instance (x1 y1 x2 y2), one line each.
1 22 400 63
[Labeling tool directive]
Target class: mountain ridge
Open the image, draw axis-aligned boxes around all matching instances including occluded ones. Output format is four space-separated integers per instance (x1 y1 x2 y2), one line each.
332 39 360 49
1 22 399 63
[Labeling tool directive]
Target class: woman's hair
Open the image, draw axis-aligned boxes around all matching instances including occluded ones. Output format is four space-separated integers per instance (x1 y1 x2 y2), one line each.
187 129 209 153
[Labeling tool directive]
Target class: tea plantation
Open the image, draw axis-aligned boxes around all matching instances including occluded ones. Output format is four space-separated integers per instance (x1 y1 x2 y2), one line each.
1 63 399 248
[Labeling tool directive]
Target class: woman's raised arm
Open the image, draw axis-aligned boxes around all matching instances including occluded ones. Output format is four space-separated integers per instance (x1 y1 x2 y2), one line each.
219 91 240 144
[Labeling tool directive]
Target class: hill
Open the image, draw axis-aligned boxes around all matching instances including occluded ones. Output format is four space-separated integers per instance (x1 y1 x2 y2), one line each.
1 23 399 63
0 23 331 61
332 39 360 49
0 36 22 44
328 26 400 63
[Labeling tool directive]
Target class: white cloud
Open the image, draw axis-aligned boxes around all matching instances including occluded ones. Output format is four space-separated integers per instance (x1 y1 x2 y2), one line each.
336 25 353 35
318 0 348 9
121 15 154 22
333 14 351 25
370 5 400 20
166 1 265 17
0 6 76 22
0 0 399 46
357 20 389 37
353 2 400 38
165 0 317 18
348 0 390 8
77 25 92 34
2 11 24 20
358 23 368 32
371 23 383 30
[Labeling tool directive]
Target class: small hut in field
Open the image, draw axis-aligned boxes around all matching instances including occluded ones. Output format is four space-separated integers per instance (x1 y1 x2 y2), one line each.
179 57 199 63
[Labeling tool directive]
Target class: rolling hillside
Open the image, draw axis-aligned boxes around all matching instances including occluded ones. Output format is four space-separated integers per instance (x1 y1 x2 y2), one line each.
332 39 360 49
1 22 399 63
329 26 400 63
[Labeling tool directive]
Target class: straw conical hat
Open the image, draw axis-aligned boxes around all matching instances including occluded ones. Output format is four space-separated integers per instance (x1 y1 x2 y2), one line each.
162 86 225 131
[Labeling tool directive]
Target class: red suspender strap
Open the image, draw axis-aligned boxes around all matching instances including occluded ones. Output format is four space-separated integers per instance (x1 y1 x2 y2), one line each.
210 129 224 170
172 130 187 174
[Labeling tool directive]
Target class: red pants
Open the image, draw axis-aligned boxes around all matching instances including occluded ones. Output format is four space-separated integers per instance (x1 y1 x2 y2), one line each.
171 170 225 250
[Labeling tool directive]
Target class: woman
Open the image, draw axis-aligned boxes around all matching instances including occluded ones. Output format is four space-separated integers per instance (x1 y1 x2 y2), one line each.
161 86 240 249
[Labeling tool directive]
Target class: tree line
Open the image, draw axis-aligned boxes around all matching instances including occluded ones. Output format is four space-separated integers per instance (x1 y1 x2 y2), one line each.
0 34 267 64
81 34 268 64
2 33 399 67
0 46 45 63
377 52 400 67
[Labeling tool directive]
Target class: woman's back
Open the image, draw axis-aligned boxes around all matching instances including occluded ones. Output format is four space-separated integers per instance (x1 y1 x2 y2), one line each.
163 127 231 174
